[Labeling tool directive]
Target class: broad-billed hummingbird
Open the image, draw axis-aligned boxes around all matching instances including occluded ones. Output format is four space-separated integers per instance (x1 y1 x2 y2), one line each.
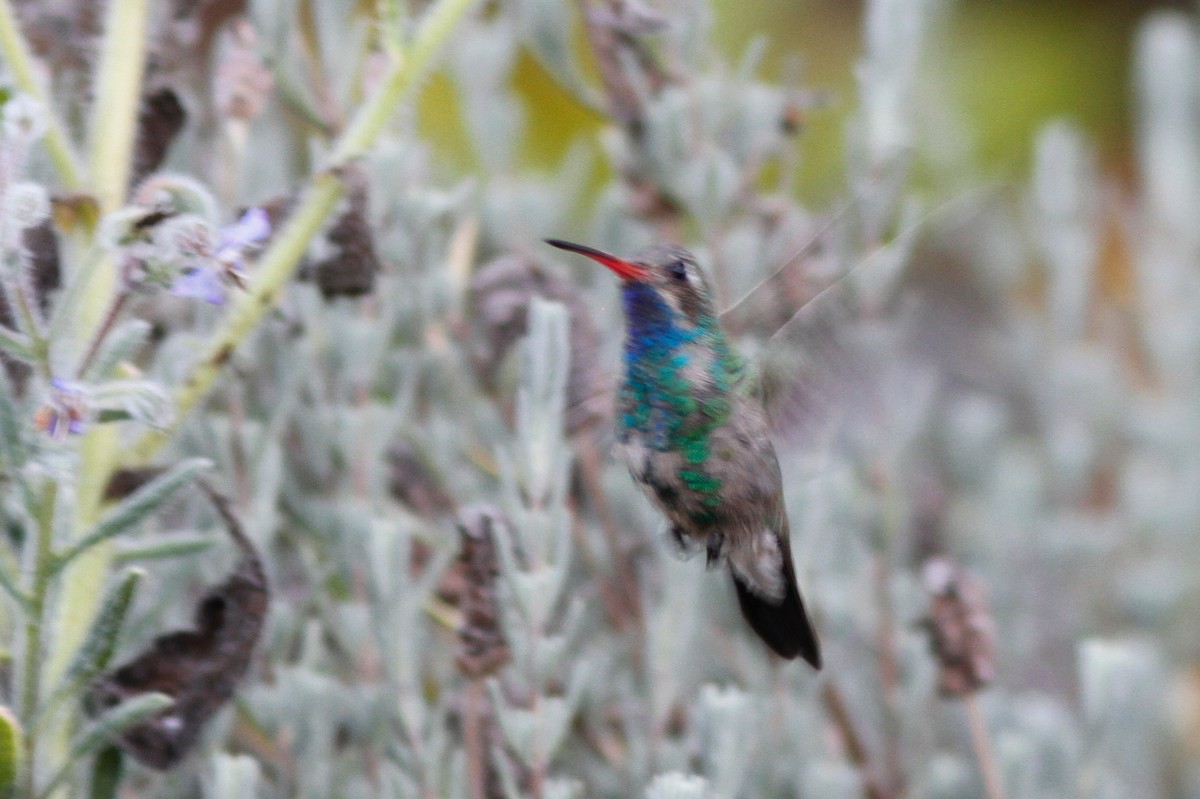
546 239 822 668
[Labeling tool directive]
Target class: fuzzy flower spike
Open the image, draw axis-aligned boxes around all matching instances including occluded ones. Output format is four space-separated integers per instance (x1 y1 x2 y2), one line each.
34 378 91 439
170 207 271 305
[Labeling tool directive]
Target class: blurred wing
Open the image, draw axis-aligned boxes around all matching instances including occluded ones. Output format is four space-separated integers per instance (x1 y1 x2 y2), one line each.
755 255 921 463
733 191 1002 475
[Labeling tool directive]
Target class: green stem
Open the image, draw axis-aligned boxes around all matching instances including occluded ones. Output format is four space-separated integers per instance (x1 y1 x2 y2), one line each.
57 0 149 478
67 0 150 387
19 480 57 798
74 291 127 379
87 0 148 214
123 171 344 465
0 0 84 189
377 0 408 59
30 7 151 795
334 0 481 163
44 0 151 684
124 0 482 467
0 260 49 378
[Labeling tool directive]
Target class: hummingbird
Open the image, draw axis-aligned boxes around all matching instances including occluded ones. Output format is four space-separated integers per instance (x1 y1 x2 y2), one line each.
546 238 822 668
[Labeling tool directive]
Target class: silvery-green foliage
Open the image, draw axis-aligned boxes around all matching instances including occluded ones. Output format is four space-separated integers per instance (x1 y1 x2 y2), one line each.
645 772 710 799
4 0 1200 795
912 753 976 799
1132 13 1200 400
1134 13 1200 244
802 760 865 799
488 300 586 784
993 695 1082 799
695 685 753 798
451 17 524 172
850 0 941 235
206 752 261 799
1032 122 1100 341
509 0 601 109
1078 639 1166 797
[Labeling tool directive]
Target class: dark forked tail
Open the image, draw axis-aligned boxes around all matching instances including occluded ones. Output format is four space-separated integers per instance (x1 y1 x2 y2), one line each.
730 541 822 668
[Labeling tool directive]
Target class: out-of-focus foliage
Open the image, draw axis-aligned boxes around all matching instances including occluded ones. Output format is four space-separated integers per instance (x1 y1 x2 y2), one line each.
0 0 1195 798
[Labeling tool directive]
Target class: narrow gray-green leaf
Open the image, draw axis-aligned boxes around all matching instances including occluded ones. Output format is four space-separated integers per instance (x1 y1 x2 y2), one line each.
32 570 143 733
90 380 173 431
0 562 31 613
54 458 211 570
87 746 123 799
0 324 32 361
0 365 25 472
41 694 173 797
65 569 143 683
82 319 151 381
114 534 213 564
46 246 104 347
645 773 710 799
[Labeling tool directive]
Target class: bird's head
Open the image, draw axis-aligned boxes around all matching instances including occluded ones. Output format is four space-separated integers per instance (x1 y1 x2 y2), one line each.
545 239 718 328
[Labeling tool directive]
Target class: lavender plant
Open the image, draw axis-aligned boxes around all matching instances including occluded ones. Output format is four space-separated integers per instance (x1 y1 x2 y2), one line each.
0 0 1195 797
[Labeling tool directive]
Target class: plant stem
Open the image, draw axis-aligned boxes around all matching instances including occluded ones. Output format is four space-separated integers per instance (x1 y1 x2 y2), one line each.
73 291 128 379
333 0 482 164
964 693 1006 799
821 680 892 799
123 170 345 465
0 0 84 189
19 480 57 798
88 0 148 213
464 680 487 799
123 0 482 468
67 0 150 402
34 6 152 790
0 260 49 378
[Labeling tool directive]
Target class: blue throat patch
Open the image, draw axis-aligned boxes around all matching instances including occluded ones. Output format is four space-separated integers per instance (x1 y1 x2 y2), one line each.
619 282 699 449
620 282 694 359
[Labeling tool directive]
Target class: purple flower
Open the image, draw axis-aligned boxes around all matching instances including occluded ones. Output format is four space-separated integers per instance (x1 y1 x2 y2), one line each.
169 208 270 305
169 265 229 305
216 207 271 262
35 378 90 439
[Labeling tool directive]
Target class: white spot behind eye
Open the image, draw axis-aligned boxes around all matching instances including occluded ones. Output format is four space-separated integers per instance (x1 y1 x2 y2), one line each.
159 715 184 732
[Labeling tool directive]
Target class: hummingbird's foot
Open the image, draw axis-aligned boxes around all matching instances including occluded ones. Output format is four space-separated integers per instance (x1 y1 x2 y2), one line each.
662 523 699 559
706 532 725 567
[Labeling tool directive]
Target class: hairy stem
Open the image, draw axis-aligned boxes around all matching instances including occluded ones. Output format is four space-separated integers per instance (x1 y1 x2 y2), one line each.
37 6 152 790
964 693 1006 799
19 481 57 798
333 0 482 163
0 0 84 189
88 0 149 213
124 0 482 467
74 291 127 379
0 258 49 378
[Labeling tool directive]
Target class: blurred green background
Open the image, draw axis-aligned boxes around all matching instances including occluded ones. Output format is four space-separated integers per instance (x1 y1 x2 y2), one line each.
420 0 1179 201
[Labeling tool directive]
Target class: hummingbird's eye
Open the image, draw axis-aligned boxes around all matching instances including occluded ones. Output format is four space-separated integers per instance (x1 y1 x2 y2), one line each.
668 260 689 282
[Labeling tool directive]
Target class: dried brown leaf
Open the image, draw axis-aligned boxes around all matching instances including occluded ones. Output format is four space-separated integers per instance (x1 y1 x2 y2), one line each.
86 483 268 769
131 88 187 188
308 174 380 298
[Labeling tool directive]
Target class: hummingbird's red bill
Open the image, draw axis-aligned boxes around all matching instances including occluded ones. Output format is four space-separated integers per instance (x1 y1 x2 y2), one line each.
545 239 649 281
